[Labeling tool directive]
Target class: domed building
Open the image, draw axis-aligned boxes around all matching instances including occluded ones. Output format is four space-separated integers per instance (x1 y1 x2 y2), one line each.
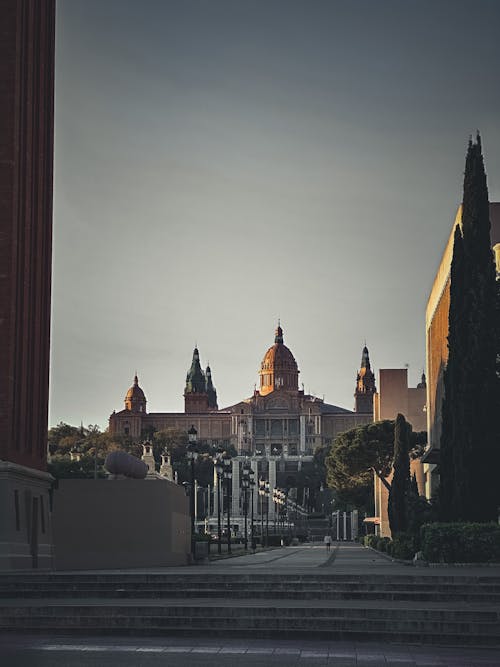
124 374 147 413
109 324 374 526
259 324 299 395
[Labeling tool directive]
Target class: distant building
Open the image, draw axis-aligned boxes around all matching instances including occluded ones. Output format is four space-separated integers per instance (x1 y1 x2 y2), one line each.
109 325 374 527
423 203 500 499
371 368 427 537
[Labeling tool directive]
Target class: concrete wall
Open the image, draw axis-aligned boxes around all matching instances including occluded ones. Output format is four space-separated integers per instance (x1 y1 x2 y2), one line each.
52 479 190 570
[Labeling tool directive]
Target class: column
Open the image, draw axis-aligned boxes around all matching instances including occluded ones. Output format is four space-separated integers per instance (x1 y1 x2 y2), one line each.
232 458 240 517
213 467 219 519
299 416 306 453
251 458 259 517
268 458 276 518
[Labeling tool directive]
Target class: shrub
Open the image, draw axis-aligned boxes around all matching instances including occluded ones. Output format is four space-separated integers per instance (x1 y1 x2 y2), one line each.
365 534 379 549
390 532 416 560
420 523 500 563
378 537 392 553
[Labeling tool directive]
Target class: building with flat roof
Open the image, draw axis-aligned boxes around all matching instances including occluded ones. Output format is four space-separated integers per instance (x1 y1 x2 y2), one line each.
423 203 500 498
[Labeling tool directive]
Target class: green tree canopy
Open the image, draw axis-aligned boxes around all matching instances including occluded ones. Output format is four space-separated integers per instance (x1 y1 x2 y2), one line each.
325 419 426 513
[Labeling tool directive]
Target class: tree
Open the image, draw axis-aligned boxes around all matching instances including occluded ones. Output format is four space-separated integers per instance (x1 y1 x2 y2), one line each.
439 224 465 520
439 135 499 522
388 414 410 534
325 420 425 514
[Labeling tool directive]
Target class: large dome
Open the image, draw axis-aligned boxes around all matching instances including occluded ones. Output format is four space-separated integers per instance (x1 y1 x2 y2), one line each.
259 325 299 396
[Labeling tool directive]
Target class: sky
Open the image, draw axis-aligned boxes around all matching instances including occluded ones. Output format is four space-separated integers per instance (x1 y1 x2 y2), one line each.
50 0 500 429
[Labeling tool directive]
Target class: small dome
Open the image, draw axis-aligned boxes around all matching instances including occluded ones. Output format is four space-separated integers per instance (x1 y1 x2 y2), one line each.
124 374 147 412
125 374 145 401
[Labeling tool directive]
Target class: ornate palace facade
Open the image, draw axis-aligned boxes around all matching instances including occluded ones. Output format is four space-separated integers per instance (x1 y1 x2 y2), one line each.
109 325 375 459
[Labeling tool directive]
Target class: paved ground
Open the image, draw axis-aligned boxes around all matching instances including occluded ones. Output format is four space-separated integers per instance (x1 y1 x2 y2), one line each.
42 541 500 576
1 635 500 666
2 544 500 665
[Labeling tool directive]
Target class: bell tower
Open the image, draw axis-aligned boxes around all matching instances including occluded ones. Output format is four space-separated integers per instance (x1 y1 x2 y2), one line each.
354 345 376 414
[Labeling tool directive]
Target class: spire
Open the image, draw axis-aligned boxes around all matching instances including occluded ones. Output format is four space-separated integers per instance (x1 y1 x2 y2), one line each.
206 364 218 409
354 344 376 413
274 322 283 344
417 371 427 389
134 372 139 386
185 347 206 394
361 345 371 369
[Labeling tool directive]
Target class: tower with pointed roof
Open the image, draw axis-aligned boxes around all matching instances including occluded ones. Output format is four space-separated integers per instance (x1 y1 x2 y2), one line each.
184 347 218 412
259 324 299 396
354 345 376 414
124 374 147 413
206 365 218 409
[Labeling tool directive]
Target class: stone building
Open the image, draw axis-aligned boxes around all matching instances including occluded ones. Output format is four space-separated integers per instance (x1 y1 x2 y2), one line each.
371 368 427 537
109 325 374 526
423 203 500 499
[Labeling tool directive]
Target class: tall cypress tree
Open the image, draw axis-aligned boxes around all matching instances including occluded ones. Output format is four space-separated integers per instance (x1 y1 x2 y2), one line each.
439 135 498 522
388 413 410 534
439 224 465 520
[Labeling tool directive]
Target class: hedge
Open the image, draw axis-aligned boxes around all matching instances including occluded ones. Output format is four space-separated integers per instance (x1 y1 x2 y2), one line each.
420 523 500 563
387 533 416 560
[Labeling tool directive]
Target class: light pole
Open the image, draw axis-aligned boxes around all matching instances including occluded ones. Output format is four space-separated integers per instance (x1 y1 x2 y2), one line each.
187 425 198 560
213 446 224 555
242 463 250 551
265 480 270 546
249 468 255 551
223 452 232 555
259 478 265 547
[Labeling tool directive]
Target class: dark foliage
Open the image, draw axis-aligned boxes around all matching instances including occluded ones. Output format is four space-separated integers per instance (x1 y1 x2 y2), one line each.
388 414 410 534
421 523 500 563
439 135 499 522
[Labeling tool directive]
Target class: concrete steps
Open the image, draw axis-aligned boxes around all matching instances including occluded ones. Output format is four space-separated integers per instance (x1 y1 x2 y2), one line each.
1 601 499 645
1 572 499 645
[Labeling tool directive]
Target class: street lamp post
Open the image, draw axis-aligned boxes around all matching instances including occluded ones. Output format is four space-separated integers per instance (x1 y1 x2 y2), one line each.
249 468 255 551
213 446 224 555
187 425 198 561
223 453 232 555
265 480 270 546
242 463 251 551
259 479 265 547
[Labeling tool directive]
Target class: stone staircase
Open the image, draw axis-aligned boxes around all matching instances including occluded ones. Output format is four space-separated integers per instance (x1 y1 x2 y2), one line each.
1 572 500 645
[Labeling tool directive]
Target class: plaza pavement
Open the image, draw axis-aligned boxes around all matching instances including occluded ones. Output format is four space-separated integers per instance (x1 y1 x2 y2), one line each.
1 543 500 665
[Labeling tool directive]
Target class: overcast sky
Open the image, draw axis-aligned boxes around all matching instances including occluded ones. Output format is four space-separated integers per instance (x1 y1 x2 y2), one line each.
50 0 500 429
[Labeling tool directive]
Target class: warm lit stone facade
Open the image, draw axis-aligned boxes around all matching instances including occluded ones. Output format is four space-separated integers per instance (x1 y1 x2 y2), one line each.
109 325 373 457
109 325 375 528
423 203 500 499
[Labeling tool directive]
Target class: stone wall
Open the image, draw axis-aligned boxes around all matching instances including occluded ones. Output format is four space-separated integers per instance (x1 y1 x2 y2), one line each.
52 479 190 569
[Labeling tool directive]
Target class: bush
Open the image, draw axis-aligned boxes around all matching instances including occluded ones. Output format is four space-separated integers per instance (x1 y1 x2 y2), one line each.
365 534 379 549
420 523 500 563
377 537 392 553
390 533 416 560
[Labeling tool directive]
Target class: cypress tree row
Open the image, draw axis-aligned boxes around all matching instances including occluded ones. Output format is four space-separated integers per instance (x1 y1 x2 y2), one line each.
388 413 410 534
439 135 499 522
